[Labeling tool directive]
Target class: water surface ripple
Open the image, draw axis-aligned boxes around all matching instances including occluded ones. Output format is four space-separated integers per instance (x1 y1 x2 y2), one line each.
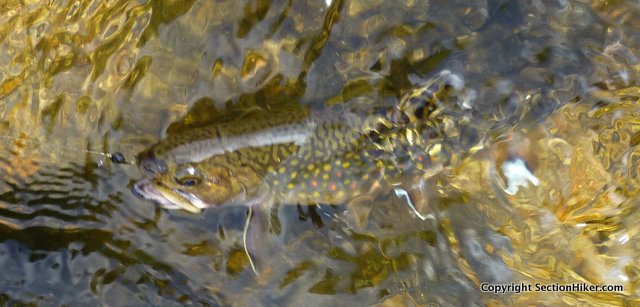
0 0 638 305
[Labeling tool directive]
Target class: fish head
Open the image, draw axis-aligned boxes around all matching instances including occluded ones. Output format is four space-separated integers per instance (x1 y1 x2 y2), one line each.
133 151 261 212
137 148 168 177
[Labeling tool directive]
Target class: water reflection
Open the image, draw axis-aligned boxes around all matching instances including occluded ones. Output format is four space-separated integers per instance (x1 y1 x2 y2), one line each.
0 0 639 305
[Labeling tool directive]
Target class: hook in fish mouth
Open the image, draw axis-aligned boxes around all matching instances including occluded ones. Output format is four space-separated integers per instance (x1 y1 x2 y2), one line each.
132 178 207 213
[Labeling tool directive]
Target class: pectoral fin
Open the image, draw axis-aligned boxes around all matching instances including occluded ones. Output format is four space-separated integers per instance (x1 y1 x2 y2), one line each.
243 199 278 276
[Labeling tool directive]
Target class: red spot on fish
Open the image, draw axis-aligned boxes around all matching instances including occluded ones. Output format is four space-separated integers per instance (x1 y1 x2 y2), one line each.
311 180 318 187
336 171 342 178
330 184 337 191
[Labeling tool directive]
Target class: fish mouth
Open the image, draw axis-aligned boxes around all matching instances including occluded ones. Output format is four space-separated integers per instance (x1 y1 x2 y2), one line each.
132 178 208 213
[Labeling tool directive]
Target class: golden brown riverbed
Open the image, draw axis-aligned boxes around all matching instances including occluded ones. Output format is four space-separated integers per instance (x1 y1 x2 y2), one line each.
0 0 639 305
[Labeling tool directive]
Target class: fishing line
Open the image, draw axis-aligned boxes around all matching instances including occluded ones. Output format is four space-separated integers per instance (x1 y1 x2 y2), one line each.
0 134 134 166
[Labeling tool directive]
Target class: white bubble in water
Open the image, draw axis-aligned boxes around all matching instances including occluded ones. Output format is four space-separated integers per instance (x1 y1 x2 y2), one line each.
502 158 540 195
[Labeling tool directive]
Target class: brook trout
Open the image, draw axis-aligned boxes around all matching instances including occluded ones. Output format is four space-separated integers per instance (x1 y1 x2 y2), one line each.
133 71 476 215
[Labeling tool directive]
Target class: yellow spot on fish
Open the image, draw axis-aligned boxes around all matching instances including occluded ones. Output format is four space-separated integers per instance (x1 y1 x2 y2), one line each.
303 173 310 179
344 178 351 185
267 166 275 173
362 174 369 180
313 191 321 198
323 164 331 171
290 159 299 166
335 159 342 166
273 179 280 186
287 183 295 189
322 173 329 180
278 166 286 174
307 164 315 171
290 171 298 179
343 161 350 169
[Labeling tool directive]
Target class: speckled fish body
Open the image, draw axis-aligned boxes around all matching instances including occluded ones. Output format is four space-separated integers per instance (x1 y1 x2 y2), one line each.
133 104 401 211
138 108 313 172
133 70 472 213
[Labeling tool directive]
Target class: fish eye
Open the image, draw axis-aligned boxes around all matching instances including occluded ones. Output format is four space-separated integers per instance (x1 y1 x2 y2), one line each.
174 167 204 187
